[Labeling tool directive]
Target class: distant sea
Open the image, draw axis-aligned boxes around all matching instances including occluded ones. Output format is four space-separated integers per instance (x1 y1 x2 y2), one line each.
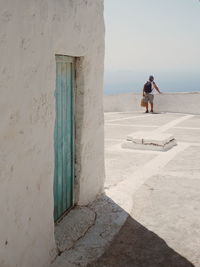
104 70 200 95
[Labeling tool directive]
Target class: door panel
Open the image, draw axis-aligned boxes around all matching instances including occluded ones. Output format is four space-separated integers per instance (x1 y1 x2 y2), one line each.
54 55 75 222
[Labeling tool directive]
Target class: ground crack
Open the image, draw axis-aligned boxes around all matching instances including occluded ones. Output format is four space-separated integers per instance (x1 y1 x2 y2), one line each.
57 207 97 256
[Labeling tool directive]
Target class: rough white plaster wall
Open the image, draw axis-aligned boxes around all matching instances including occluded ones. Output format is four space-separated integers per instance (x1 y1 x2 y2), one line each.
104 92 200 114
0 1 105 267
75 55 105 205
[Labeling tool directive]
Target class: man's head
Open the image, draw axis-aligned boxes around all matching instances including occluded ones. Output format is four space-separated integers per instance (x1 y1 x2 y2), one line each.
149 75 154 82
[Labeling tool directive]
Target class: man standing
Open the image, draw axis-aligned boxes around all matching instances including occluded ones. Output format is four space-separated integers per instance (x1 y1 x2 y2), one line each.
143 75 162 113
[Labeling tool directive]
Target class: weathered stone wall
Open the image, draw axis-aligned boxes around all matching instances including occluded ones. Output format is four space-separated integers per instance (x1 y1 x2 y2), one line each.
104 92 200 114
0 1 105 266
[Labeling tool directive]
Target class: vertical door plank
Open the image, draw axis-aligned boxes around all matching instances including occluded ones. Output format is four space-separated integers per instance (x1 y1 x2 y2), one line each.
66 62 72 208
62 62 68 212
57 62 63 218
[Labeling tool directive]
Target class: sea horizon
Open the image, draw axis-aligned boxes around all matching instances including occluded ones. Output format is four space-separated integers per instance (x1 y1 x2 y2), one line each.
104 70 200 95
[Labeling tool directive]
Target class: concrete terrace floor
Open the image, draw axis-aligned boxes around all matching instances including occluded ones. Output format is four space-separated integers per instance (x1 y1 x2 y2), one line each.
52 111 200 267
97 111 200 267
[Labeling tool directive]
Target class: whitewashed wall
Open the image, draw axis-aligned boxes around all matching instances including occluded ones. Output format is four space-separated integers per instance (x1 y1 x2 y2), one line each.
0 1 105 267
104 92 200 114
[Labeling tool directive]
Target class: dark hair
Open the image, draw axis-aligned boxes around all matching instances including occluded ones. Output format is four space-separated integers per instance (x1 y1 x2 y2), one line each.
149 75 154 81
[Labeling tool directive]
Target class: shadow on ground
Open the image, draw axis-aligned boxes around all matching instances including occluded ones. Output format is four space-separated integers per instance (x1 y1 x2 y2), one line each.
87 211 194 267
52 194 196 267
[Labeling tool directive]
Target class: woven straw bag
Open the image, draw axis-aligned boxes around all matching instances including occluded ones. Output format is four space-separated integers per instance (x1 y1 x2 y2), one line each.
140 97 146 107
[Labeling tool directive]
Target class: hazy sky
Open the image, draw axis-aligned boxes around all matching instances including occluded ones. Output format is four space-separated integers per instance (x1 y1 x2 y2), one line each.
104 0 200 73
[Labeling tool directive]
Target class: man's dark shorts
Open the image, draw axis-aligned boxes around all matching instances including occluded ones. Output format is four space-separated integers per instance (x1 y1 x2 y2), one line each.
144 93 154 104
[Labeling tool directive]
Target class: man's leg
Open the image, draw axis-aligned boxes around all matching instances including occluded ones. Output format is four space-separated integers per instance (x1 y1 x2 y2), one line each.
150 95 154 112
145 102 149 113
150 103 153 112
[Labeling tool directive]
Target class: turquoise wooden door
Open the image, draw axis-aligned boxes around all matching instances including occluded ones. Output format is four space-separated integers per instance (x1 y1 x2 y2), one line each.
54 55 75 222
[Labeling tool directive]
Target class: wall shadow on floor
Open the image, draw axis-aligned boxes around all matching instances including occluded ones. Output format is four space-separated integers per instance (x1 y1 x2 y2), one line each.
88 196 194 267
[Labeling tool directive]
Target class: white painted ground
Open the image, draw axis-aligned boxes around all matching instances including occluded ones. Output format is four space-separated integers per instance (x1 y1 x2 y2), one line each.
104 111 200 266
104 112 199 191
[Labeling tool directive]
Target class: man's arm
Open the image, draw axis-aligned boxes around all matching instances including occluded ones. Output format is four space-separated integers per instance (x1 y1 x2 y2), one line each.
153 81 162 94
